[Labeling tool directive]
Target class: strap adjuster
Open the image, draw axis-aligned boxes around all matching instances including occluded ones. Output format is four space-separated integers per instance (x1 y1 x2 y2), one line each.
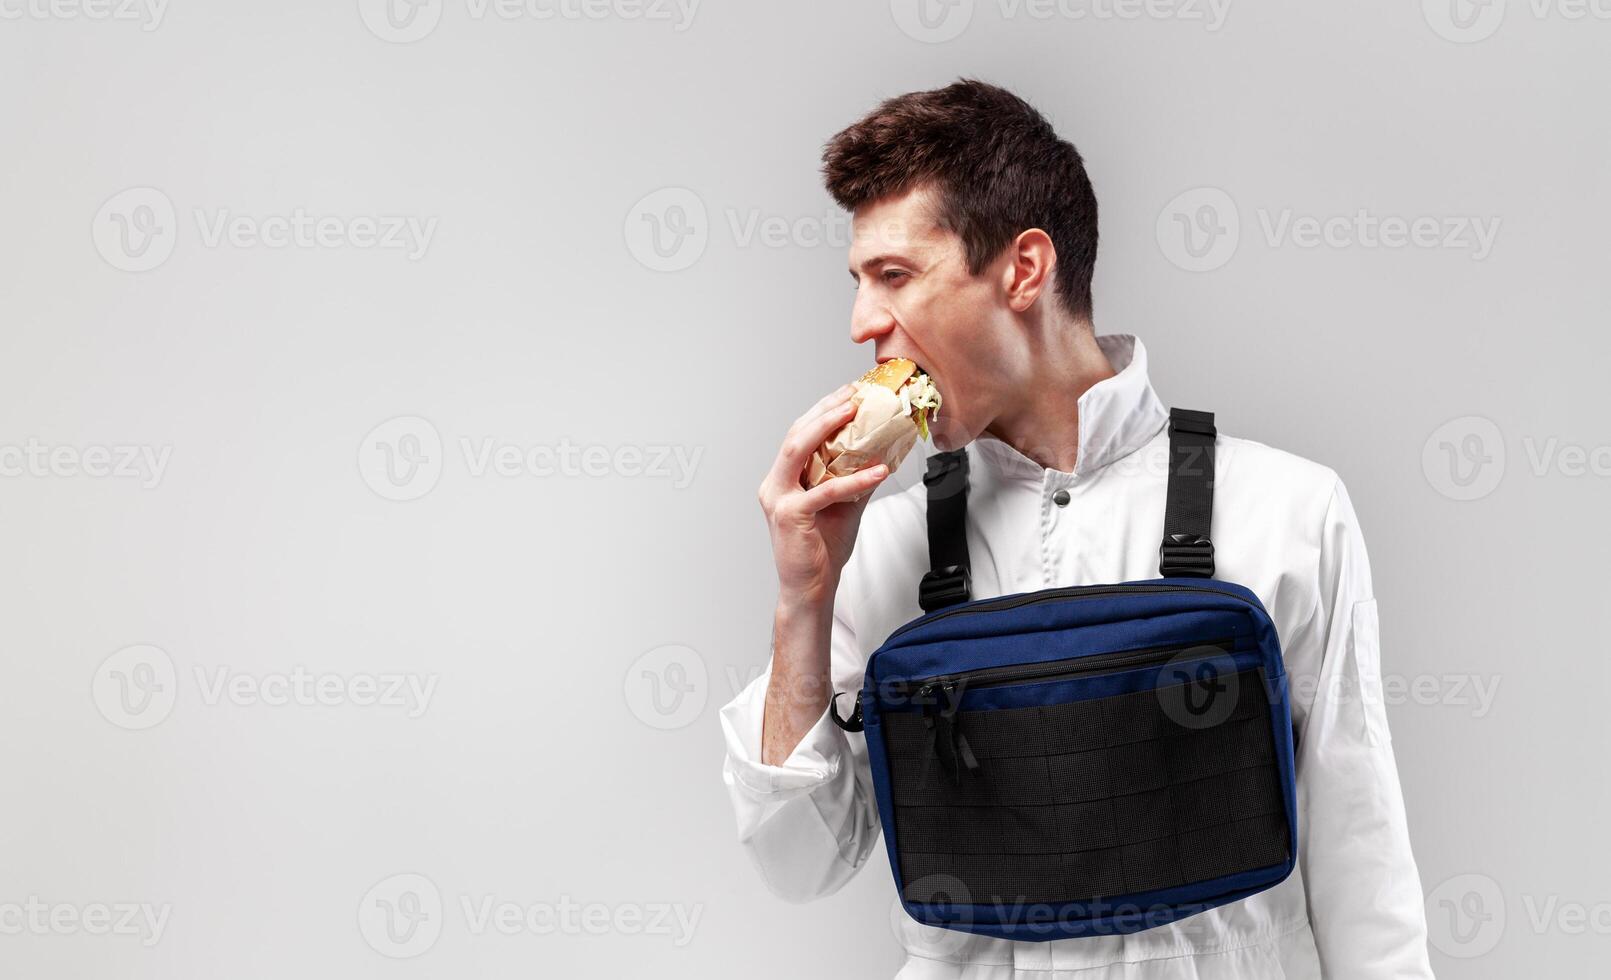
1169 409 1216 438
1159 533 1215 578
919 565 972 612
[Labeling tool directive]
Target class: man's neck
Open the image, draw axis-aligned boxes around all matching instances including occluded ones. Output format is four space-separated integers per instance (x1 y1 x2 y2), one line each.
983 323 1115 473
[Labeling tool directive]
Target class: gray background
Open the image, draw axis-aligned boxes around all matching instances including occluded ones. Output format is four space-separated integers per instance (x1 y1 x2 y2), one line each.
1 1 1607 977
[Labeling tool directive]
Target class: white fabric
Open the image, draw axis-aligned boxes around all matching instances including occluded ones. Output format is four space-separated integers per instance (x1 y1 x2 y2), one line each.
721 334 1434 978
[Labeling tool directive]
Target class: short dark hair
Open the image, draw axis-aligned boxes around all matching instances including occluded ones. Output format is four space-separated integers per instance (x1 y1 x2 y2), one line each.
821 78 1098 321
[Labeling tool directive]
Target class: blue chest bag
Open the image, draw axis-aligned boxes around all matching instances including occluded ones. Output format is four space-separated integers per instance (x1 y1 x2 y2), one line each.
829 409 1298 941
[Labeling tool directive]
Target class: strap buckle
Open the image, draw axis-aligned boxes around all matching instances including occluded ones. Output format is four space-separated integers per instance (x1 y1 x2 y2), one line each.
1159 533 1215 578
919 565 972 612
828 692 864 733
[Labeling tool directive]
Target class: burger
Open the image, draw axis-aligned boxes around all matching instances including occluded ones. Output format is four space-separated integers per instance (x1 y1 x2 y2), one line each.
804 358 942 488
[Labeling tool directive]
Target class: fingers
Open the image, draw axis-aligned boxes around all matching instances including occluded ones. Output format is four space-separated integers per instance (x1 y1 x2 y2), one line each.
796 463 889 514
789 384 858 450
766 386 859 491
799 383 856 426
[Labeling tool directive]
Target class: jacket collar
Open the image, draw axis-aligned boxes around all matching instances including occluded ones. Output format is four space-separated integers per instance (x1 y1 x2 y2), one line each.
970 334 1169 484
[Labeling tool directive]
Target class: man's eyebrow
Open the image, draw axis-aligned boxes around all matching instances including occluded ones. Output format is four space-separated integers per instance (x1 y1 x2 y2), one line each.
848 253 914 280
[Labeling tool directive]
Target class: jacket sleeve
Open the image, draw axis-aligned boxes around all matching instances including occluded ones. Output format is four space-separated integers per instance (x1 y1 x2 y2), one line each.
718 559 881 903
1297 478 1435 978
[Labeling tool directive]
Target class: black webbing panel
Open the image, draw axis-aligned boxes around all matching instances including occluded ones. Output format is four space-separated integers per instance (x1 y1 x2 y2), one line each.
1160 408 1217 578
919 450 972 612
884 667 1290 905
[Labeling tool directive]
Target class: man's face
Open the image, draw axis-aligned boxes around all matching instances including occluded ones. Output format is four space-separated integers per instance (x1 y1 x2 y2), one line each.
847 186 1022 452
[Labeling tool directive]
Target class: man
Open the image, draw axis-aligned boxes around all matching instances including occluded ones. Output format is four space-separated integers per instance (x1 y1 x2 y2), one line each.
722 79 1433 978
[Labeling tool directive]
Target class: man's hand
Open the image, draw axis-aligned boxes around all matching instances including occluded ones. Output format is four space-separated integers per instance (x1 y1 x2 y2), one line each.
756 384 891 764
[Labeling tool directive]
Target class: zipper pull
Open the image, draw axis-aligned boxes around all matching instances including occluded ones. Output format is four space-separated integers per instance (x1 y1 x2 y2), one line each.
916 682 939 708
916 680 981 784
940 681 981 780
920 681 959 782
913 683 941 789
916 683 939 731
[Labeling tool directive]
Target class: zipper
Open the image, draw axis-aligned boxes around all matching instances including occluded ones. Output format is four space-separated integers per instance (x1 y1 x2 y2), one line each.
900 637 1235 700
888 581 1260 642
903 637 1236 786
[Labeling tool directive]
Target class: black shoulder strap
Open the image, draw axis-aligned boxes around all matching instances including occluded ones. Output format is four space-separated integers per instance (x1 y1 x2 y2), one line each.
918 449 971 612
1159 407 1217 578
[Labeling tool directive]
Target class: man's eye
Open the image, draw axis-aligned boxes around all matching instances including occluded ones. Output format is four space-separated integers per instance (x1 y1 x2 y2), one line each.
881 270 909 283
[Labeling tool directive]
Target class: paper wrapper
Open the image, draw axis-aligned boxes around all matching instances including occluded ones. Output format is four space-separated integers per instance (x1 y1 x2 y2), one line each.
804 382 920 489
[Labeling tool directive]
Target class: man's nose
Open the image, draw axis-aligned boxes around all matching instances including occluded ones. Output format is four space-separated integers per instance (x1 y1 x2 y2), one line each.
850 288 896 345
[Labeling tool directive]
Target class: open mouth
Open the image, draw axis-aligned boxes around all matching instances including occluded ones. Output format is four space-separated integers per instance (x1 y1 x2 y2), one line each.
879 354 931 377
861 357 943 442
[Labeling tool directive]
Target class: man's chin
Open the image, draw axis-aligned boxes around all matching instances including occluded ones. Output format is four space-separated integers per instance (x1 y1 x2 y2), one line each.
928 417 972 454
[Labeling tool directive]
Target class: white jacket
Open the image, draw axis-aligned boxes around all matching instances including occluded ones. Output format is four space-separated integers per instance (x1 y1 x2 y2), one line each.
721 334 1435 978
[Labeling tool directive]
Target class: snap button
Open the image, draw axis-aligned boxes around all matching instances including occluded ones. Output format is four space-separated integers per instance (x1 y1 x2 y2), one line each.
1052 489 1070 507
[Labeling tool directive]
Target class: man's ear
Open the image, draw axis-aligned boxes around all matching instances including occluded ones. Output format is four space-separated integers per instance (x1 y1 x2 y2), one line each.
1001 228 1057 313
